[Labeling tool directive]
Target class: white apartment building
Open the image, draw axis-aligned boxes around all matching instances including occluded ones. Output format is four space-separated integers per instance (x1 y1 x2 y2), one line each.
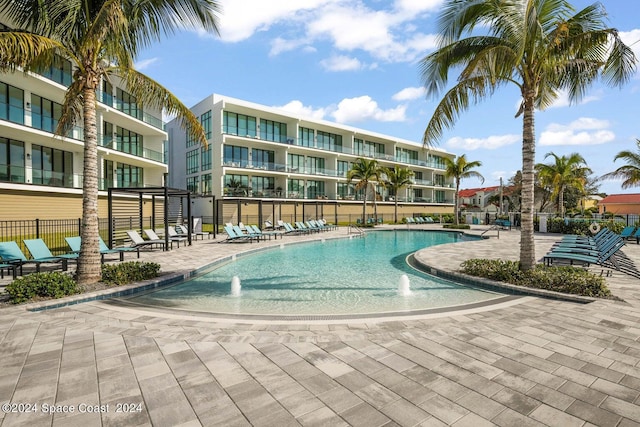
166 94 457 219
0 33 168 220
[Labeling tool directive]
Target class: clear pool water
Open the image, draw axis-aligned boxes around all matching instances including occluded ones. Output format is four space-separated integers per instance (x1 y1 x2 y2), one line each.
128 230 501 316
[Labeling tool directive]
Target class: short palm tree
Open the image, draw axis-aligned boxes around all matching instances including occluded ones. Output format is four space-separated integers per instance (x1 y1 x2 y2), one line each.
443 155 484 226
536 152 592 216
0 0 220 285
382 166 414 223
420 0 636 270
347 158 381 224
601 139 640 189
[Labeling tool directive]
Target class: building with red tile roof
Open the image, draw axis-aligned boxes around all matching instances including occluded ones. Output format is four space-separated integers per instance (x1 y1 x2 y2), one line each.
598 193 640 214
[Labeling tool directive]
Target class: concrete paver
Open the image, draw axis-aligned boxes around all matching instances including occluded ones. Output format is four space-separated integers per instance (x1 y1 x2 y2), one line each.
0 225 639 426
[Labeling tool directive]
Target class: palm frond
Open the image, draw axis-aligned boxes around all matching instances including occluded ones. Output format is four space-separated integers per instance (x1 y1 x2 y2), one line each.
0 31 68 72
118 68 207 148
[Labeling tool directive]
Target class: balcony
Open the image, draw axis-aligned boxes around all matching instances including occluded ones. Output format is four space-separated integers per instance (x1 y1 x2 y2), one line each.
98 134 165 163
97 91 165 130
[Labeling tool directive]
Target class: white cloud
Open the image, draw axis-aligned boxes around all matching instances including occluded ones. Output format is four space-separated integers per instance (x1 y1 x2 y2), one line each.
216 0 328 42
274 100 327 120
392 86 425 101
331 96 407 123
546 89 600 109
620 29 640 69
540 117 615 146
320 55 363 71
212 0 441 63
135 57 159 71
446 134 520 150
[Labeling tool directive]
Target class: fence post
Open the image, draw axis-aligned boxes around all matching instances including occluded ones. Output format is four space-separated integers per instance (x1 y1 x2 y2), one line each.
35 218 40 238
78 218 81 236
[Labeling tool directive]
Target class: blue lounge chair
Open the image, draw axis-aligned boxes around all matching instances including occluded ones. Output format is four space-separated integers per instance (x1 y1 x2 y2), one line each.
634 228 640 244
65 236 139 262
23 239 78 272
222 225 254 243
249 225 281 240
283 222 307 235
619 226 636 240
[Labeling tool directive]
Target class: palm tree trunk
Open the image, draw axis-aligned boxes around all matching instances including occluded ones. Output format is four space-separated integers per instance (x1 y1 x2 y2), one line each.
372 183 378 222
77 86 102 285
559 185 565 217
362 186 367 224
520 91 536 271
394 196 398 223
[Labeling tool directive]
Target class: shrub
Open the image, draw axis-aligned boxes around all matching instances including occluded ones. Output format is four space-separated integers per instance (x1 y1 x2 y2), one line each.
6 272 79 304
101 261 161 286
459 258 610 298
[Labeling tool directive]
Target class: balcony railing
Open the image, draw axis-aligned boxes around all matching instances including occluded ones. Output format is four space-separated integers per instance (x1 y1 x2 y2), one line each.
98 133 165 163
97 90 165 130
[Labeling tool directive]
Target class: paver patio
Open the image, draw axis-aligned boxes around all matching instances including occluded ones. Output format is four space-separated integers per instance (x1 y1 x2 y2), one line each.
0 225 639 426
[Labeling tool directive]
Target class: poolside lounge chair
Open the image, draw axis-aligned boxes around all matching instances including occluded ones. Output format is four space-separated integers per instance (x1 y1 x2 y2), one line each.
126 230 166 251
22 239 78 272
66 236 139 262
165 227 188 248
248 225 281 240
618 226 636 241
192 218 211 240
0 261 17 279
221 225 254 243
282 222 307 235
318 219 337 230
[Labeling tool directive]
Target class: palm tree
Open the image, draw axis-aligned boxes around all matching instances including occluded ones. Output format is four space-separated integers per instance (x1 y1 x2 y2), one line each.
0 0 220 285
443 155 484 226
382 166 414 223
536 152 592 216
420 0 636 270
347 158 381 224
601 139 640 189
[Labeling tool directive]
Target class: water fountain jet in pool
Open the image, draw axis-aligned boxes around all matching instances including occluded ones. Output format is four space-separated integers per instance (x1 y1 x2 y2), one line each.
231 276 241 297
397 274 412 296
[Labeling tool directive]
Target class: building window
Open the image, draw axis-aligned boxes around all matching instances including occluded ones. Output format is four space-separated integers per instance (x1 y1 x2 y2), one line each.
307 180 325 199
116 126 143 156
223 145 248 167
260 119 287 143
434 174 445 186
101 80 113 106
201 173 212 195
414 171 423 181
429 155 446 169
0 137 25 183
201 145 211 170
117 163 143 188
316 131 342 151
223 111 257 137
337 160 350 177
355 138 385 157
37 54 72 86
224 174 249 196
0 82 24 125
413 188 423 200
287 153 304 172
396 147 418 164
186 176 199 193
102 159 113 190
435 190 446 203
337 183 353 199
252 148 274 169
306 156 325 175
298 127 314 147
251 176 275 196
186 149 199 174
31 95 63 133
116 88 142 120
31 144 74 188
201 110 212 139
287 179 304 198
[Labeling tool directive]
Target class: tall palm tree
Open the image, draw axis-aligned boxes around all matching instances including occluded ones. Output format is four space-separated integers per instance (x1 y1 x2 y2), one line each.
0 0 220 285
347 158 381 224
601 139 640 189
382 166 414 223
420 0 636 271
536 152 592 216
443 155 484 226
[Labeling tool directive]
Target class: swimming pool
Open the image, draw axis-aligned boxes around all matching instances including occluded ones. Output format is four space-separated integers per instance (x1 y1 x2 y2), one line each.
126 230 504 317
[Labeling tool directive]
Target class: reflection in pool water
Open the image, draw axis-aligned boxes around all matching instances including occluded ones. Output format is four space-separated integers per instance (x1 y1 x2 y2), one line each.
128 230 502 316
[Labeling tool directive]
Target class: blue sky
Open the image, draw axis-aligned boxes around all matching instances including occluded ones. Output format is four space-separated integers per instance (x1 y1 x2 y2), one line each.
137 0 640 195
